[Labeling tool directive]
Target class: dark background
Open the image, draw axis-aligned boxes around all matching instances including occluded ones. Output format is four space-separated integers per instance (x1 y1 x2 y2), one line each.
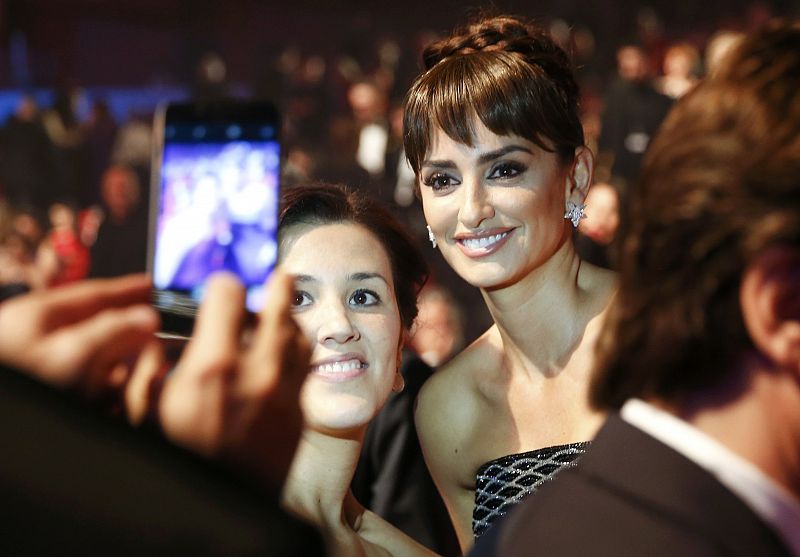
2 0 798 89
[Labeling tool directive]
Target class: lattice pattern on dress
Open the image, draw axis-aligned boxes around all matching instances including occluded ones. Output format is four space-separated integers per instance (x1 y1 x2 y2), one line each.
472 441 591 538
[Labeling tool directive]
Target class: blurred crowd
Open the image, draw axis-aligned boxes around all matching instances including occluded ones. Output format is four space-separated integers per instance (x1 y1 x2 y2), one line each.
0 5 765 350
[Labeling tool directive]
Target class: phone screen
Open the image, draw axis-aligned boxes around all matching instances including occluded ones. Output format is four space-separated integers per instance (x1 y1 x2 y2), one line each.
150 101 280 325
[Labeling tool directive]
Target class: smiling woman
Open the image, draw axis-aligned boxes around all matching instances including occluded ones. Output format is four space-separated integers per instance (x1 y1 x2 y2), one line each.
403 14 618 550
276 183 435 557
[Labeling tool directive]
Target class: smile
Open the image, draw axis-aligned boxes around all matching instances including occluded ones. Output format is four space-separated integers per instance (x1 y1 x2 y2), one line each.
309 356 368 381
455 229 513 257
311 358 365 374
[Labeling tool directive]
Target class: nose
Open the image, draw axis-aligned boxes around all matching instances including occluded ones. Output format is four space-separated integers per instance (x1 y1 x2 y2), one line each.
458 179 495 229
316 298 359 345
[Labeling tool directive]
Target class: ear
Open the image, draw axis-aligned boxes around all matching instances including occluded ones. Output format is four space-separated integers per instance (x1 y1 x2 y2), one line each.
565 146 595 204
739 246 800 371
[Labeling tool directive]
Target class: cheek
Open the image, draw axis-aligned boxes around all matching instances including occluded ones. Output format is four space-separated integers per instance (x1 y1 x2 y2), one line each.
421 193 454 232
367 314 402 366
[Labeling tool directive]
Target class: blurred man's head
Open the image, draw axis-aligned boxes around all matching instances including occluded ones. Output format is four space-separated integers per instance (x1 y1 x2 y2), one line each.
593 21 800 409
410 285 464 367
663 42 699 79
101 165 140 222
617 45 650 82
347 81 387 123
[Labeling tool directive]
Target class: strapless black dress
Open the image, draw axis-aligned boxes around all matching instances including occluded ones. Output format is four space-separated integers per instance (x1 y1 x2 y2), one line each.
472 441 590 538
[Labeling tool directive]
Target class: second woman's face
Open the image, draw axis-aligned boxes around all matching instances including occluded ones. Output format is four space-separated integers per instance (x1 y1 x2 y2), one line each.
281 222 402 434
419 119 572 290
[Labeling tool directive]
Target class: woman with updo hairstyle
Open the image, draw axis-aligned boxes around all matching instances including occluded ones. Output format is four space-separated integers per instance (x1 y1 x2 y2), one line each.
404 14 617 549
277 183 439 557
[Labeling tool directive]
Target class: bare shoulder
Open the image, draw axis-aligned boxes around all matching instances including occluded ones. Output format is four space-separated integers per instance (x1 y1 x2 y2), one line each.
415 325 504 452
414 326 504 548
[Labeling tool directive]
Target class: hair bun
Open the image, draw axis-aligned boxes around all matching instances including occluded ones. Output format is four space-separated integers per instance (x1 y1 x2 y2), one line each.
422 15 578 104
423 15 559 68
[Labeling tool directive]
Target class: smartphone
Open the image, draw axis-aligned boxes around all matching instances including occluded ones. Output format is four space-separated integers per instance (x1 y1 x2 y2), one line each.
148 100 281 337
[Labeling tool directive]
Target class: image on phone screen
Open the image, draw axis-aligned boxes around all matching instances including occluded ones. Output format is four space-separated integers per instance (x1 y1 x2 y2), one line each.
150 102 280 326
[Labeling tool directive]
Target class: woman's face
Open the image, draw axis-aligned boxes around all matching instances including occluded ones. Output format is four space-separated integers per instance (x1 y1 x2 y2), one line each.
419 119 573 289
281 222 402 434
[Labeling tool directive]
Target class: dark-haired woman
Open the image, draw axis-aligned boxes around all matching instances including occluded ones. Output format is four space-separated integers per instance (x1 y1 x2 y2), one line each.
277 184 437 557
404 15 617 550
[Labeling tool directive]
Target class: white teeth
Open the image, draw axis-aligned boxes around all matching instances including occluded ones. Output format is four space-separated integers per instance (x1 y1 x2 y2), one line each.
461 232 508 250
312 358 364 374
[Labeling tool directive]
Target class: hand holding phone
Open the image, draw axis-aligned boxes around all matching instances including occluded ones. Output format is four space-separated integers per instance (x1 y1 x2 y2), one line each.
148 100 281 336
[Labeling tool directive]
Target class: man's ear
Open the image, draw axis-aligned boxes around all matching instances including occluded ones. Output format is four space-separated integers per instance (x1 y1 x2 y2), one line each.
565 146 594 203
740 246 800 370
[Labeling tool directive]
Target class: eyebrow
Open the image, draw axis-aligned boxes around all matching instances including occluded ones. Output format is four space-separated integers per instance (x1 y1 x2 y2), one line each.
292 272 389 285
421 144 533 169
350 272 389 286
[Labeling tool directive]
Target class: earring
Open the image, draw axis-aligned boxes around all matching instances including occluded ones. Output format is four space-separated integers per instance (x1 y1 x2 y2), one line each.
392 371 405 393
564 201 587 228
426 225 437 248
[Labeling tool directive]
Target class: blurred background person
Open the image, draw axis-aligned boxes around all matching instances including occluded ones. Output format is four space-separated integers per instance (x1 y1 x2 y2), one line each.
41 84 88 207
39 200 90 287
80 99 118 206
0 230 41 298
88 164 147 278
656 41 700 99
409 284 465 369
575 183 620 270
598 42 673 201
348 80 390 181
0 94 56 211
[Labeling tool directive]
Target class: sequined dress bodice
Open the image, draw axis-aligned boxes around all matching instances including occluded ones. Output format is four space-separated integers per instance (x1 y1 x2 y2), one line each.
472 441 590 538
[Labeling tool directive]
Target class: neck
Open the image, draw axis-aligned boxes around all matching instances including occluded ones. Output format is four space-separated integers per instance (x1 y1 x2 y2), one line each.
670 356 800 499
482 240 609 377
281 426 365 531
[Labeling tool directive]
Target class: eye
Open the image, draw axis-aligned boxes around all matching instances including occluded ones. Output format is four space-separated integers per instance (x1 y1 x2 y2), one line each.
349 289 380 307
292 290 312 308
488 161 526 180
422 172 461 192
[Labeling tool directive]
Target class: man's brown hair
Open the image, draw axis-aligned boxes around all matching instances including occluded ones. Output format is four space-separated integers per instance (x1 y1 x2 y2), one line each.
592 21 800 409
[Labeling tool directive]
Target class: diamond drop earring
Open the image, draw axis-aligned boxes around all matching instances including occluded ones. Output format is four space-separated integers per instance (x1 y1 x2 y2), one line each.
426 225 437 249
564 201 587 228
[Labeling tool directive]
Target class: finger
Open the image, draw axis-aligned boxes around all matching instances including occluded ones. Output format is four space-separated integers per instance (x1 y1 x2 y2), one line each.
126 340 168 426
242 269 309 393
39 304 160 391
178 272 246 375
35 274 152 331
244 270 296 376
248 268 297 361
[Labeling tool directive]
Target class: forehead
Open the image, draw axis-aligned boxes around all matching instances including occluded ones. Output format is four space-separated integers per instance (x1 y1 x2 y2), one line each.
281 222 393 280
426 118 535 159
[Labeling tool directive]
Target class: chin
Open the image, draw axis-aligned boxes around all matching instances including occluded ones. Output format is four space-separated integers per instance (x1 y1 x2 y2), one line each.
301 394 377 434
447 258 520 289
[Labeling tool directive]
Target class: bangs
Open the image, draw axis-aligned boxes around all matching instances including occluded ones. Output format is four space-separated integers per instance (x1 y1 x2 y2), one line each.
404 50 580 174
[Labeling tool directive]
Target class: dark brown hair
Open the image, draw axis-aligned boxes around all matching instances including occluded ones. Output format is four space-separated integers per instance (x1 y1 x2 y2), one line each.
403 14 584 175
591 21 800 409
279 183 428 330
